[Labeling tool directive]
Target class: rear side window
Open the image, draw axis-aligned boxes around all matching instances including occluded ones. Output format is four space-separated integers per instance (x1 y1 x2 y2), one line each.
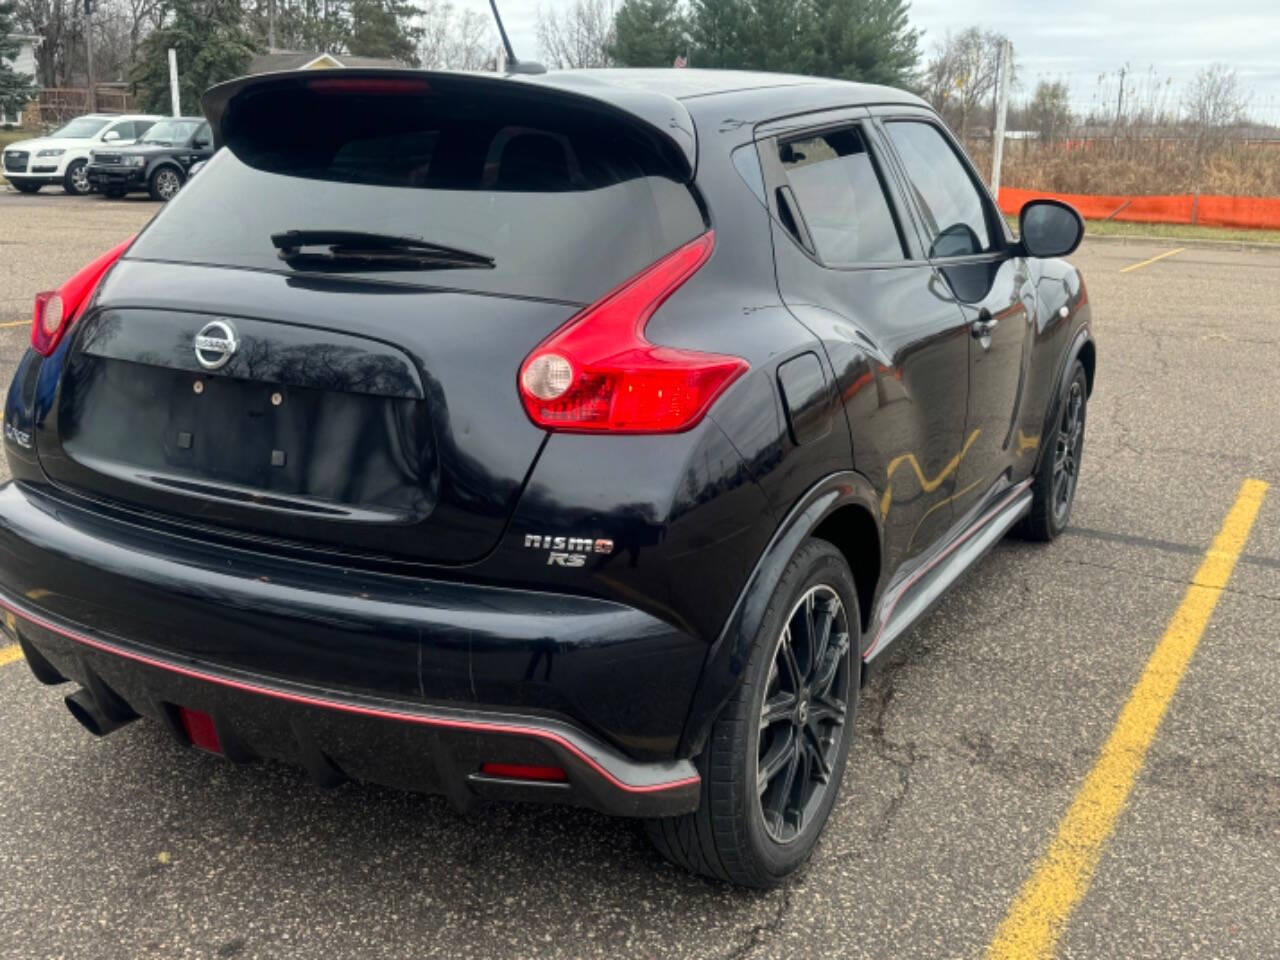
776 126 905 264
883 121 993 258
128 81 705 305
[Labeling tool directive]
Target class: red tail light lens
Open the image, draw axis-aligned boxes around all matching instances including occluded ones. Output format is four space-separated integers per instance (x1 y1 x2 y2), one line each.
479 762 568 782
518 231 748 433
32 236 133 356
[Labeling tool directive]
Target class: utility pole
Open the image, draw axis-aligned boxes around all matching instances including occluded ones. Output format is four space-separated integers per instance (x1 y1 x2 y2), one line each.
989 39 1013 197
1115 64 1127 128
167 48 180 117
83 0 96 112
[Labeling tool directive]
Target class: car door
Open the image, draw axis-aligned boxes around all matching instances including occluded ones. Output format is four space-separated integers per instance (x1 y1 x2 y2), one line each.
757 110 971 576
874 111 1034 523
185 123 214 169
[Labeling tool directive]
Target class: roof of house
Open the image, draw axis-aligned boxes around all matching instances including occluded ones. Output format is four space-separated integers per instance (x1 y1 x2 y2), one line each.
247 51 403 74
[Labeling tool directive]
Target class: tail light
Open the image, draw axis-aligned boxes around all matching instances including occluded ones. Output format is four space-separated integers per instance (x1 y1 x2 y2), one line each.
32 236 133 356
518 231 748 433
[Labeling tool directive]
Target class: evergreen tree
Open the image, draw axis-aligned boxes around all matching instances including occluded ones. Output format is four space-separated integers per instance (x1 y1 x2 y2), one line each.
687 0 749 68
608 0 687 67
347 0 421 65
810 0 920 86
0 0 39 121
130 0 256 115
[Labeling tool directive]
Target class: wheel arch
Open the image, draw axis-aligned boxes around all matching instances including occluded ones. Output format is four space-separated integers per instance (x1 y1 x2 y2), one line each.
148 159 184 180
677 470 884 757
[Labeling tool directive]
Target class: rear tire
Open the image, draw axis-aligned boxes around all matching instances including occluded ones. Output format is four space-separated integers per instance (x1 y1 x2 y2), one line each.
148 166 183 202
646 539 859 887
1018 360 1088 542
12 180 41 194
63 159 91 195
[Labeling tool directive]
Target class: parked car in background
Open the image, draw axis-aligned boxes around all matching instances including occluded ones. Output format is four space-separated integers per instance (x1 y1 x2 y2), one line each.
2 114 161 195
87 117 213 201
2 69 1094 887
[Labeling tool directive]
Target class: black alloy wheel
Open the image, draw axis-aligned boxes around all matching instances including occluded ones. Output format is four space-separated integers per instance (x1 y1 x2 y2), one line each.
757 584 852 844
1018 359 1088 541
1052 378 1085 525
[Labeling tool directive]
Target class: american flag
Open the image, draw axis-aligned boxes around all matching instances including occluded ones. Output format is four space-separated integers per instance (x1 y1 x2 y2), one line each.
673 54 688 69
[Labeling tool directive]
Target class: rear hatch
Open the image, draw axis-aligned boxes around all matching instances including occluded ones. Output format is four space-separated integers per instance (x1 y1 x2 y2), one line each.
40 71 705 566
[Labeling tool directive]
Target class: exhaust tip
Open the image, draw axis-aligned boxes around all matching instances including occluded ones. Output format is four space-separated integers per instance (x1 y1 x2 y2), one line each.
64 687 137 737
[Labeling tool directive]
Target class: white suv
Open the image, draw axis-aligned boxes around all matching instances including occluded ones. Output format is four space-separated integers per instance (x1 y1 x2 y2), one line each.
3 113 163 195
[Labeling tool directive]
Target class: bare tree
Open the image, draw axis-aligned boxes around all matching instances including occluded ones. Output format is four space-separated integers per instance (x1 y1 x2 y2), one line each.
923 27 1012 140
1183 63 1248 140
536 0 614 69
1026 79 1072 144
418 1 494 70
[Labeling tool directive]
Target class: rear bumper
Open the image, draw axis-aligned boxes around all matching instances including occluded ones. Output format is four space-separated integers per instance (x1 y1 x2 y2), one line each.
0 482 705 815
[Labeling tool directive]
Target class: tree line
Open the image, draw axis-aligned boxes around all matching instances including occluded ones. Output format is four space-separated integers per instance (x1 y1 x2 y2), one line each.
2 0 1260 142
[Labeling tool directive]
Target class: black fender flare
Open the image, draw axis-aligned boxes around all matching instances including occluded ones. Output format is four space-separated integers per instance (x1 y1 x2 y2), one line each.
1033 321 1094 475
677 469 884 756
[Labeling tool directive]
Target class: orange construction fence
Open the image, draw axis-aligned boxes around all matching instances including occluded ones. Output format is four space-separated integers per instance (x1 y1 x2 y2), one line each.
997 186 1280 231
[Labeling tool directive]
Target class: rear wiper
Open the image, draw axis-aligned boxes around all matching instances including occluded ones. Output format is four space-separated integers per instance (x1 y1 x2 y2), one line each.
270 230 495 271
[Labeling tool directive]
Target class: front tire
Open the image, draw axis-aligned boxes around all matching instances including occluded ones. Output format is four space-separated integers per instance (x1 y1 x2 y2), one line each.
63 159 92 195
148 166 183 202
1018 360 1088 541
646 539 859 887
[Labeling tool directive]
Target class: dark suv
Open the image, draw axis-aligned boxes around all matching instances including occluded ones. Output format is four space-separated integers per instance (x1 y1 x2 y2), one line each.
87 116 213 200
2 69 1093 887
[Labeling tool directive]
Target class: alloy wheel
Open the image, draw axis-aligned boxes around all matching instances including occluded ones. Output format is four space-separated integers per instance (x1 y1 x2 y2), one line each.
756 584 852 844
156 170 180 200
1052 380 1085 522
70 162 90 195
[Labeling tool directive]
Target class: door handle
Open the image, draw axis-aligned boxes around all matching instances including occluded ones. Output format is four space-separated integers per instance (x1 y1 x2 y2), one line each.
971 310 998 338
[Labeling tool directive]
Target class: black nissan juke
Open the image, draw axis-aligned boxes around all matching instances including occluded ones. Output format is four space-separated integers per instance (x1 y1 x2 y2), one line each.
1 69 1094 887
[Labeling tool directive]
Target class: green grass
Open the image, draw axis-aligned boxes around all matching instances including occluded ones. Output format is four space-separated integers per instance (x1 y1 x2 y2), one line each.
1006 214 1280 245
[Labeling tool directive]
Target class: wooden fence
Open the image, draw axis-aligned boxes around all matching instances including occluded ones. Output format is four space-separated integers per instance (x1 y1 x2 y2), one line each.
26 87 140 127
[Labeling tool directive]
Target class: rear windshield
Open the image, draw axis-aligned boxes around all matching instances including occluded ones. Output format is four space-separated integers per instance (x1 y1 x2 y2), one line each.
128 80 705 304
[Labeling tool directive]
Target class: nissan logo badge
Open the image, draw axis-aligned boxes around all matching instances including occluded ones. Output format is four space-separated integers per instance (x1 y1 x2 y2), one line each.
193 319 239 370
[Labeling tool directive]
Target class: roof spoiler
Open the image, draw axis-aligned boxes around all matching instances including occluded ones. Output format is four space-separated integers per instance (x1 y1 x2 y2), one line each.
201 69 698 180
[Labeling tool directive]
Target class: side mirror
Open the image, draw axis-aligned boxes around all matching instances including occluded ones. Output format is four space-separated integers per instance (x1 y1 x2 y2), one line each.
1019 199 1084 258
102 130 121 142
192 139 209 149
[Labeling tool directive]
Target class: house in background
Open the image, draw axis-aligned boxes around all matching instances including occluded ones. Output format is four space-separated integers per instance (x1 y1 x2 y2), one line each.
1 33 40 127
247 51 403 74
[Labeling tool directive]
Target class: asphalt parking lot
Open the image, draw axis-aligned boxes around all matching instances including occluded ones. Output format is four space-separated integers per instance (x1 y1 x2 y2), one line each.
0 189 1277 960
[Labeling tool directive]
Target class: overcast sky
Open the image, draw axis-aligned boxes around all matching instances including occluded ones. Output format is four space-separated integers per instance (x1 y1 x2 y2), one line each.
459 0 1280 121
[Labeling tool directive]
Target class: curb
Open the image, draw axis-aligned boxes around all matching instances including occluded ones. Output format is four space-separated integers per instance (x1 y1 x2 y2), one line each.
1081 232 1280 254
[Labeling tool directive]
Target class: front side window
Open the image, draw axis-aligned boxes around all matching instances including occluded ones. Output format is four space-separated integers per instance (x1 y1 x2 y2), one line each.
51 118 110 139
884 121 993 258
776 126 905 264
105 122 136 141
142 120 203 145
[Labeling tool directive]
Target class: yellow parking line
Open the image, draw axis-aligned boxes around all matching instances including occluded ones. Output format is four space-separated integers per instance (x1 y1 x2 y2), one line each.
1119 247 1185 273
0 643 23 667
986 477 1268 960
0 320 28 328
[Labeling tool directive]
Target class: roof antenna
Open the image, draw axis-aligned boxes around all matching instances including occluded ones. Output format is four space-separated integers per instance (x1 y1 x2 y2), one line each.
488 0 547 74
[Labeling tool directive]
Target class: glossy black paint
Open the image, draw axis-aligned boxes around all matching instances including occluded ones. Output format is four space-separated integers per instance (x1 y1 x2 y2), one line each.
86 120 214 196
2 70 1094 813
